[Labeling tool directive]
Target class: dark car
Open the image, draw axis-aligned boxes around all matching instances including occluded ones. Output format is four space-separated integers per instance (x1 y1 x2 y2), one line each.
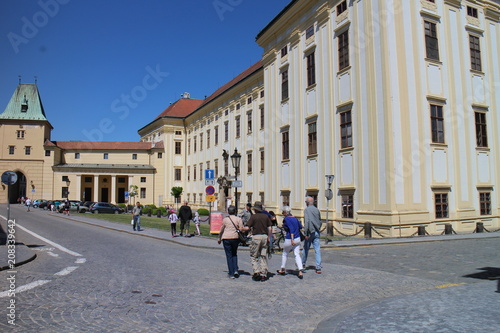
42 200 61 210
32 199 47 208
90 202 124 214
81 201 95 208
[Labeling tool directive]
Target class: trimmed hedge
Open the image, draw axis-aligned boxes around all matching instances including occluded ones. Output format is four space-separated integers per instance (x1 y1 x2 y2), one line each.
197 208 209 216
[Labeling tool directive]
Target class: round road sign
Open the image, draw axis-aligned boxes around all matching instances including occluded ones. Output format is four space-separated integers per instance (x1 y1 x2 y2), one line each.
206 186 215 195
1 171 17 185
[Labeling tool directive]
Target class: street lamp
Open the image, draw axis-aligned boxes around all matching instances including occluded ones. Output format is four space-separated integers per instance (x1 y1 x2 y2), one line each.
325 175 334 238
231 148 241 210
65 178 71 199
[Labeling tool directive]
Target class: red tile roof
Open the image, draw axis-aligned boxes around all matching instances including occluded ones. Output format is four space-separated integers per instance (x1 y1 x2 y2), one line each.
52 141 162 150
198 60 263 110
154 98 204 120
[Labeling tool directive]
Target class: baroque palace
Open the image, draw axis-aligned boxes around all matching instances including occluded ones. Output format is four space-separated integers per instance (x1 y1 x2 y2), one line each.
1 0 499 236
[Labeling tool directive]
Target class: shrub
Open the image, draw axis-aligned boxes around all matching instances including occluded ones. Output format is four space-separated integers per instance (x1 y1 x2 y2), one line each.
151 208 158 215
142 206 151 215
159 207 167 216
197 208 209 216
117 203 126 208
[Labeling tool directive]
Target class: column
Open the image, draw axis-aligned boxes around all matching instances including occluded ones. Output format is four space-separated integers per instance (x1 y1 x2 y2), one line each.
93 175 99 202
76 175 82 201
111 175 116 204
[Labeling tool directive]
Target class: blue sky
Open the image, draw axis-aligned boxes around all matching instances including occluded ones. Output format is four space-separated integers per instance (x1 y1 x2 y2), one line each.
0 0 291 141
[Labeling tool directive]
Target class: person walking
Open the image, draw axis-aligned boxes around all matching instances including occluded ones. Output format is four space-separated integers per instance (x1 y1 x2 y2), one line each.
132 202 142 231
238 203 253 226
217 206 244 279
242 201 272 281
193 212 201 236
178 201 193 237
169 209 178 237
276 206 304 279
25 197 31 212
302 196 322 274
63 199 70 216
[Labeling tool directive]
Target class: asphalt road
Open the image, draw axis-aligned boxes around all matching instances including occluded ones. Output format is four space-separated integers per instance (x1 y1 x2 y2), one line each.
1 205 499 332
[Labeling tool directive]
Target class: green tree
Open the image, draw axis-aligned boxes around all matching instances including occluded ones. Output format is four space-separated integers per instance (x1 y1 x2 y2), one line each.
129 185 138 205
171 186 183 208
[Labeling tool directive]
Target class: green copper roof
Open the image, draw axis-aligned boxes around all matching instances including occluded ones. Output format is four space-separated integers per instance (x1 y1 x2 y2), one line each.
0 84 48 121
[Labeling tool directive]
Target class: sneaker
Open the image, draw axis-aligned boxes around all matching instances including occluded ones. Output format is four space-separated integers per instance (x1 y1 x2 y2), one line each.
252 274 261 281
233 273 239 278
228 275 235 279
316 269 322 274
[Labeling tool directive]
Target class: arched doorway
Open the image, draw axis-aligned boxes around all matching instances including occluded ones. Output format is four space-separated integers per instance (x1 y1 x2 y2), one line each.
8 171 26 204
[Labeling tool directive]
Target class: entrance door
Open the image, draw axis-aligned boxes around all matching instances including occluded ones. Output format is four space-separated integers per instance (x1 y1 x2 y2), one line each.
101 188 109 203
117 188 125 203
84 187 92 201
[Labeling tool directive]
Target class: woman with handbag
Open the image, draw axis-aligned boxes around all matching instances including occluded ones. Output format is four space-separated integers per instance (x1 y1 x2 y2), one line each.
217 205 244 279
276 206 304 279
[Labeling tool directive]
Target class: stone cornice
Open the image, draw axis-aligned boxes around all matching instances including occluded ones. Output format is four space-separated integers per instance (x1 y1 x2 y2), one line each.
444 0 462 9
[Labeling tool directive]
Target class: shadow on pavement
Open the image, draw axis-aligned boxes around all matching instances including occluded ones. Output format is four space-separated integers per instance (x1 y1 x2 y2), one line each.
0 223 6 245
463 267 500 293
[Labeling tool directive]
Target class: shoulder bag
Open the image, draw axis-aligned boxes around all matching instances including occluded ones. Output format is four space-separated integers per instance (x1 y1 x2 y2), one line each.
228 216 248 245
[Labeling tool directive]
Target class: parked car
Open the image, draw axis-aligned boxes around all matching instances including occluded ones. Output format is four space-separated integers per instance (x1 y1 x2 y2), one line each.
43 200 61 210
32 199 47 208
90 202 124 214
81 201 95 209
58 200 89 213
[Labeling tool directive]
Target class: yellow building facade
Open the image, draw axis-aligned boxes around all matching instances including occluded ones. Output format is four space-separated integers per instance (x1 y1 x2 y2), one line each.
1 0 499 236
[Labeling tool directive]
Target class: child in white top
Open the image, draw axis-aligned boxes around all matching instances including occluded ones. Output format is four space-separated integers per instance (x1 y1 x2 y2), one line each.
168 210 178 237
193 212 201 236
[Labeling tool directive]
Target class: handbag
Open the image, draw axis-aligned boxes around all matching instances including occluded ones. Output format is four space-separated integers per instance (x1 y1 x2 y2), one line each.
131 219 134 225
228 216 248 245
299 229 306 241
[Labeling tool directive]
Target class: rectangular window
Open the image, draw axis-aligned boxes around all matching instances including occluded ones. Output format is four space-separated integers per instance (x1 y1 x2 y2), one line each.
45 149 50 156
247 112 252 133
207 130 210 149
193 193 197 204
175 141 182 154
224 122 229 141
308 122 318 155
306 52 316 86
247 152 253 173
260 90 264 98
247 193 253 204
236 103 240 110
62 175 69 182
281 191 290 207
140 177 146 183
236 116 241 137
140 188 146 199
282 131 290 160
225 109 229 116
215 126 219 145
306 25 314 39
62 187 68 198
187 166 191 181
424 21 439 60
25 146 31 155
75 152 80 159
337 0 347 15
342 194 354 218
338 30 349 70
475 112 488 147
479 192 491 215
132 153 137 160
247 96 252 104
17 130 25 139
118 177 125 183
199 163 203 180
175 168 182 181
467 6 478 18
260 150 265 172
435 193 448 219
85 177 92 183
214 159 219 177
281 46 288 57
158 152 163 158
260 192 265 204
281 69 289 100
194 165 197 181
9 146 14 155
206 161 210 170
188 139 191 154
194 136 197 152
431 104 445 144
340 110 353 148
224 158 229 176
175 130 182 135
469 34 482 71
260 106 265 129
104 153 108 159
200 134 203 151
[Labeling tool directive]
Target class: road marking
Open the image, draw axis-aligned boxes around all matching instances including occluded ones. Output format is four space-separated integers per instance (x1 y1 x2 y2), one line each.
47 252 59 257
75 258 87 264
435 283 467 289
54 266 79 276
0 280 51 298
15 223 83 257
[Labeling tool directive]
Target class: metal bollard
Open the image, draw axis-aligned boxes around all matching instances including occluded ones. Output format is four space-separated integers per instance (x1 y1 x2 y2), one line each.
327 222 334 237
476 222 484 233
364 222 372 239
418 226 426 236
444 224 453 235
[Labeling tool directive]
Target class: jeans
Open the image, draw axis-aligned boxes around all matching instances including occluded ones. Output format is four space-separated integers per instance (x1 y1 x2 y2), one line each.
281 237 303 270
223 239 240 276
133 215 141 230
302 231 321 269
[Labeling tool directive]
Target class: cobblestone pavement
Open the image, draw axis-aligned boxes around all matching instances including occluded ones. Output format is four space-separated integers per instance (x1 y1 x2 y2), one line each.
1 205 499 332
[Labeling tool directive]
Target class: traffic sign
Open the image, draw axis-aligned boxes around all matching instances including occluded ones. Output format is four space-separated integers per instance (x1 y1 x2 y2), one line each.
205 186 215 195
205 179 215 186
206 195 216 202
205 169 215 179
232 180 243 188
1 171 17 185
125 191 129 198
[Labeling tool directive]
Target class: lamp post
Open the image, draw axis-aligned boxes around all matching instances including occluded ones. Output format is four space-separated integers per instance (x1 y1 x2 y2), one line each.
325 175 334 237
231 148 241 211
65 178 71 199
